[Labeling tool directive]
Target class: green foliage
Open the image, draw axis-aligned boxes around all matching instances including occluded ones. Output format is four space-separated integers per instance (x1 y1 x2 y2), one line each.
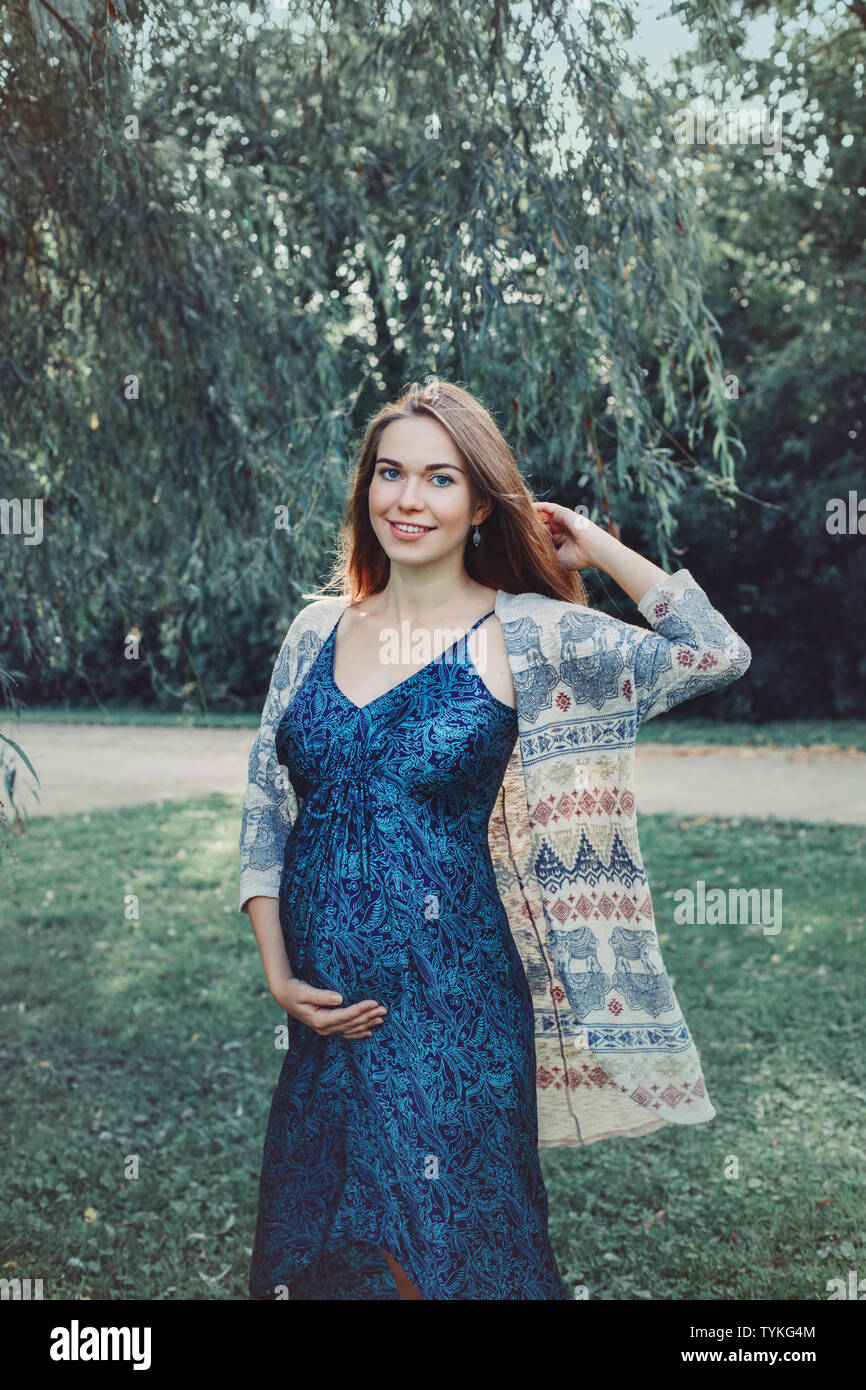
1 0 741 721
598 0 866 718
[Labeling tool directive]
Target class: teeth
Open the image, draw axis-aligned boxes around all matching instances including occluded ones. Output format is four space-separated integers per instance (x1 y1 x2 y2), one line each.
392 523 430 533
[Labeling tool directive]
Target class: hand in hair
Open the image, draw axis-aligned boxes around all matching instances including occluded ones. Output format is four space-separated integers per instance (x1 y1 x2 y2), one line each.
532 501 609 572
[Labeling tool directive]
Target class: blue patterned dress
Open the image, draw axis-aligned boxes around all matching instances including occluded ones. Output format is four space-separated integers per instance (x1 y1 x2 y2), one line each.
249 609 570 1301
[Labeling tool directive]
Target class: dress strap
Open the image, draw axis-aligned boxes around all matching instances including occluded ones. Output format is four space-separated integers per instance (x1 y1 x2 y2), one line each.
467 608 496 634
460 608 496 657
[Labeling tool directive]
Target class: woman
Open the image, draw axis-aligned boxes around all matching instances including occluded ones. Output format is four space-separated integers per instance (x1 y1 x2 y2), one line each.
238 380 751 1301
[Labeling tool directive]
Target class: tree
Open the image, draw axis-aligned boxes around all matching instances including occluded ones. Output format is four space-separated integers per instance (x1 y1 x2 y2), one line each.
632 0 866 717
1 0 757 841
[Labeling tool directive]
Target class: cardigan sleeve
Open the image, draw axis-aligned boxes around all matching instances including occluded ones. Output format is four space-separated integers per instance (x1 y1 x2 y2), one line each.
623 567 752 727
237 617 299 915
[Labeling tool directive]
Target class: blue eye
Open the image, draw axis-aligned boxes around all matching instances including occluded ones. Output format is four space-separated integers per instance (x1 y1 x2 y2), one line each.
377 466 454 486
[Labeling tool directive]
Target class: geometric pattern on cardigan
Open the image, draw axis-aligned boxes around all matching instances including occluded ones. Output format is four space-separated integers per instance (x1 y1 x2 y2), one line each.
239 568 751 1150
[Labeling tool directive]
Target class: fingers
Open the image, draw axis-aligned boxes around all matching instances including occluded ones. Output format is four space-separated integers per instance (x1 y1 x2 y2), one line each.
330 1017 384 1038
308 999 388 1038
330 1000 386 1023
295 984 380 1017
294 982 350 1006
533 504 565 537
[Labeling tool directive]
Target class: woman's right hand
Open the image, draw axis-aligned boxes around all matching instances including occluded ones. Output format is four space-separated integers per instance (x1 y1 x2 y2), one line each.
271 976 387 1039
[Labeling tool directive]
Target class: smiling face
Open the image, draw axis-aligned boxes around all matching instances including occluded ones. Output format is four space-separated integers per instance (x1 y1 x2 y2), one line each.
368 414 492 569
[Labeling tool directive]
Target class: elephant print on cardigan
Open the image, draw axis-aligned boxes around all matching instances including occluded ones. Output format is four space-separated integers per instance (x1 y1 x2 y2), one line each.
239 568 751 1149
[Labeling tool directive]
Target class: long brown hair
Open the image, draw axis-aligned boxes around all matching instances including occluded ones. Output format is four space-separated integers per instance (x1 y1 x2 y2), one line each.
309 379 587 605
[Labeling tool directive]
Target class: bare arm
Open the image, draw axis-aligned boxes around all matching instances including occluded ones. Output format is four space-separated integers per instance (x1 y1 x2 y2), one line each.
532 500 752 725
581 530 670 605
533 503 670 603
247 895 295 999
246 894 388 1039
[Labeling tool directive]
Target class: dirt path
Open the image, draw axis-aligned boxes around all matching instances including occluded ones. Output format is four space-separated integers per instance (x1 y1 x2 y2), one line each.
2 723 865 824
634 741 866 823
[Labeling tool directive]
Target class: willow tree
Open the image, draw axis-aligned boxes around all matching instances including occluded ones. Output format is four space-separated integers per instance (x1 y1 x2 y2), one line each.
1 0 742 785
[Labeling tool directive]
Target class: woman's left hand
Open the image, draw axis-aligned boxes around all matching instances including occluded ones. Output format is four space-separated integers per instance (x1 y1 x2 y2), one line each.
533 501 613 571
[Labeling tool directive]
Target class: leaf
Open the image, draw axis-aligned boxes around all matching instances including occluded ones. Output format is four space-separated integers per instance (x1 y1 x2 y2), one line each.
0 735 40 784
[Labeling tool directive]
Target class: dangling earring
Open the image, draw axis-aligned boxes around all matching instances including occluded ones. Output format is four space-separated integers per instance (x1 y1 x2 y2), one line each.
472 524 481 547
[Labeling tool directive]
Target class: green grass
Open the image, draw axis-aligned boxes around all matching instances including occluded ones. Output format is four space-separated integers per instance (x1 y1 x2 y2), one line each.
545 812 866 1300
1 798 864 1300
4 705 866 750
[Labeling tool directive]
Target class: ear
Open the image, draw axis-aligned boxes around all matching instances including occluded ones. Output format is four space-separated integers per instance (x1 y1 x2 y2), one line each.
472 495 495 526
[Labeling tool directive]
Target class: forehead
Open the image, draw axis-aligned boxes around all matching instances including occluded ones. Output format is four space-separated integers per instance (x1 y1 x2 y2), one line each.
377 414 463 467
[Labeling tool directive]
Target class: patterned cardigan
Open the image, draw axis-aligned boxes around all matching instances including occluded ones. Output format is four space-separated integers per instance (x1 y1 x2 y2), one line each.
238 568 751 1150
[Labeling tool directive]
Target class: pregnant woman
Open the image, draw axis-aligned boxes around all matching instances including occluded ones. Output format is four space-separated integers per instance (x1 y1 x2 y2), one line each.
238 379 751 1301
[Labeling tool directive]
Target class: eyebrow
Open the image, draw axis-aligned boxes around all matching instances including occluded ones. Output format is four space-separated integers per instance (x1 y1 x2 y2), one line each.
375 457 465 472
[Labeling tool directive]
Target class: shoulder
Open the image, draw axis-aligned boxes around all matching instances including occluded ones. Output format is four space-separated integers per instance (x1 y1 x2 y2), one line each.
495 589 646 661
263 597 348 684
284 594 351 641
495 589 597 627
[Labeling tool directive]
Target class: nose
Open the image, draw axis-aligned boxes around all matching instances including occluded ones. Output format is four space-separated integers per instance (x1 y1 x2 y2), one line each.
396 477 424 509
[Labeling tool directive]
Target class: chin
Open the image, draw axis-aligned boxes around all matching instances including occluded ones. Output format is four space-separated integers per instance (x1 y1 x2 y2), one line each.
382 544 439 564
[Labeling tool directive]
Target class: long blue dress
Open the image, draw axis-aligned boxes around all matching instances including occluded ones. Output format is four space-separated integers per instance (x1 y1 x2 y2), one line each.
249 608 570 1301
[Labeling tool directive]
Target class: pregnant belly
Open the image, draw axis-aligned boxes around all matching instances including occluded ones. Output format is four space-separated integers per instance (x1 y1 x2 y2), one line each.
278 795 508 1004
279 821 409 1001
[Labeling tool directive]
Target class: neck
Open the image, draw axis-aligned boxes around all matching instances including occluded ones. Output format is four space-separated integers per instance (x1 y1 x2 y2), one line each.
371 561 492 624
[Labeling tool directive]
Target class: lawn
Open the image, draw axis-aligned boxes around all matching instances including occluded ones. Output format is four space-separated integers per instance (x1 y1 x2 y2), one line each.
1 797 863 1300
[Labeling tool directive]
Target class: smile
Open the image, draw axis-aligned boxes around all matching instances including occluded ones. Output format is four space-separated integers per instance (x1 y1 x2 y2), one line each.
388 520 435 536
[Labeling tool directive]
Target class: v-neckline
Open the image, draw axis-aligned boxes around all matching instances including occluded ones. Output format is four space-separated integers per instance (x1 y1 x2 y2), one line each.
329 606 496 714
